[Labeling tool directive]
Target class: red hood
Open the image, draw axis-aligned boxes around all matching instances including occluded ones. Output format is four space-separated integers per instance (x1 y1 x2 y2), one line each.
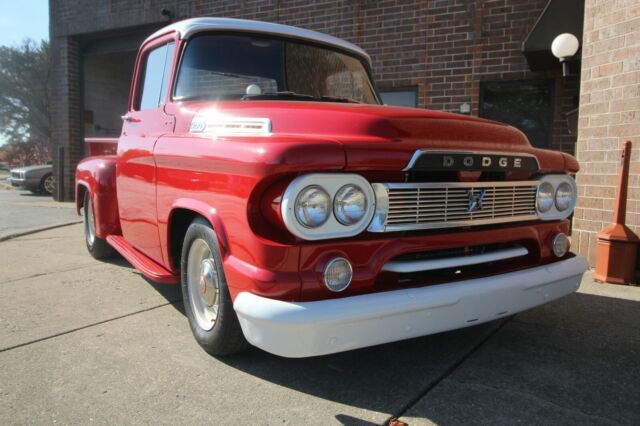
186 101 575 173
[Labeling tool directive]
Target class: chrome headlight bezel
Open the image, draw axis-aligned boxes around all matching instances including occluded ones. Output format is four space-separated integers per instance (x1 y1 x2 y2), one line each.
281 174 376 240
536 174 577 220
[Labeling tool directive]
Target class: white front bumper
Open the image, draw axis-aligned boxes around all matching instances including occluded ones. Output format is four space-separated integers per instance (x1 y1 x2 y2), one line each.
233 256 588 358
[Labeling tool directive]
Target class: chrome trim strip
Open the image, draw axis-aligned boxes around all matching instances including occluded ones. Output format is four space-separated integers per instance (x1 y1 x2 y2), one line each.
402 150 541 171
144 18 371 64
380 215 539 232
382 246 528 274
384 180 539 189
190 116 272 136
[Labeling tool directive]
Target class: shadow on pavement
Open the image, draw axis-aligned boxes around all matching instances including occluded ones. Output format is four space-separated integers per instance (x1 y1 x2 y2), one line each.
100 254 185 313
334 414 382 425
207 291 638 424
404 292 640 424
18 192 52 198
219 322 501 422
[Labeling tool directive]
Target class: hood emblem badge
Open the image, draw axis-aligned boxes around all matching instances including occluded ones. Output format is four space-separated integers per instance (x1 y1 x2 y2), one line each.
467 189 486 212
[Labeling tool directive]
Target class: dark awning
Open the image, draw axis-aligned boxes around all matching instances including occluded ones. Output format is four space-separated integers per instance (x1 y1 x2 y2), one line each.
522 0 585 72
80 24 165 55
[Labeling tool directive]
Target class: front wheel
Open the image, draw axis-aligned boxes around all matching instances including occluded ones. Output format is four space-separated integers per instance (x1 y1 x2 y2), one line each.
83 192 115 259
181 217 248 356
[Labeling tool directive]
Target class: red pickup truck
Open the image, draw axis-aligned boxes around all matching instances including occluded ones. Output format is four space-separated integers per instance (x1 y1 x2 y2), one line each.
76 18 588 358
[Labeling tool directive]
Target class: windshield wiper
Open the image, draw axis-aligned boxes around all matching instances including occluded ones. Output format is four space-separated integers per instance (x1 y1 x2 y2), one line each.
242 91 316 101
242 91 359 103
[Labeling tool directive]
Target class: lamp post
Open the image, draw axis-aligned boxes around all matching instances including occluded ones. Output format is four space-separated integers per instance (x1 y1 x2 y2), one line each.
551 33 580 77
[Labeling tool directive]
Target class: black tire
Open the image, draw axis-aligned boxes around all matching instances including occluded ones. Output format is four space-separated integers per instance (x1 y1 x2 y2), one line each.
39 173 55 196
181 217 248 356
83 192 115 259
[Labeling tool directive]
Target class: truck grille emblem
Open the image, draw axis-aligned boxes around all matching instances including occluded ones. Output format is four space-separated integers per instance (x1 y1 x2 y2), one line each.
467 189 486 212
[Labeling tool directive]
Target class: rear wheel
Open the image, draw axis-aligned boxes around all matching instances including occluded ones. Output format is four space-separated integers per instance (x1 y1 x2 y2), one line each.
40 173 55 196
83 192 115 259
181 217 248 356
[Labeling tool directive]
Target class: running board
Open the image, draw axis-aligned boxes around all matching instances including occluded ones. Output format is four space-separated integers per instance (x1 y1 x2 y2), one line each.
382 246 528 274
106 235 179 284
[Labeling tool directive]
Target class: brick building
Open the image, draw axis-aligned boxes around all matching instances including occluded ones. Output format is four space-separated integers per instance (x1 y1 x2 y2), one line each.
49 0 638 268
572 0 640 265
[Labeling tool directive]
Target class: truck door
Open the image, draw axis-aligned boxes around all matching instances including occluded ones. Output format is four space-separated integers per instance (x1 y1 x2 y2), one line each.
117 36 176 265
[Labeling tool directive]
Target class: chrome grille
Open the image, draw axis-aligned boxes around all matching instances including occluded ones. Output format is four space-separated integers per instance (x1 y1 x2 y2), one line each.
369 181 539 232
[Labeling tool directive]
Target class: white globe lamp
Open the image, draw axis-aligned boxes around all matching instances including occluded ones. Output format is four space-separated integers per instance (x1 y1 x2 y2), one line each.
551 33 580 76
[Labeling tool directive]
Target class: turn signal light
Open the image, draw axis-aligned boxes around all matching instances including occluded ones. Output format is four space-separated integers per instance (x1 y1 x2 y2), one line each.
323 258 353 292
552 233 570 258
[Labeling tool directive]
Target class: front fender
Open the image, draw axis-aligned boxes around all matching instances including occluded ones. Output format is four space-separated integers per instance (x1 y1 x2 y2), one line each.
75 156 120 238
169 198 230 257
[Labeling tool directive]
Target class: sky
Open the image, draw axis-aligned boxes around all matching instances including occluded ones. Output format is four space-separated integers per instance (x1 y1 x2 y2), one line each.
0 1 48 146
0 0 49 47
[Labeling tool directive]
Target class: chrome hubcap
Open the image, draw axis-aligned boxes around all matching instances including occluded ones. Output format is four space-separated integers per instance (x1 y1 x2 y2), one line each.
199 259 217 307
85 198 96 246
187 239 219 331
43 175 55 194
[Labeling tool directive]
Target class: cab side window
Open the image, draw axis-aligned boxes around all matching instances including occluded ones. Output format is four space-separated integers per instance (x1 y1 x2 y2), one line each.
137 42 175 110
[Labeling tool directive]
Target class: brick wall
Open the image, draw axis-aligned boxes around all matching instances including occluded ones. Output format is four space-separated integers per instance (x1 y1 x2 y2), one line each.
49 35 82 201
573 0 640 265
50 0 580 200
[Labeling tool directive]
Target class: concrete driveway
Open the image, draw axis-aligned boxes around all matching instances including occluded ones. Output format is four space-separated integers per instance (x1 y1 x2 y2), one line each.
1 224 639 425
0 177 80 240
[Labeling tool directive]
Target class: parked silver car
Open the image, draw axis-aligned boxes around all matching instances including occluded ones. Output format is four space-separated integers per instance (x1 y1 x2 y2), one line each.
9 165 55 195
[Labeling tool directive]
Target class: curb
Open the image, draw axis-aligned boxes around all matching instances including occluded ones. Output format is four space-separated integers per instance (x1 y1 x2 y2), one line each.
0 221 83 242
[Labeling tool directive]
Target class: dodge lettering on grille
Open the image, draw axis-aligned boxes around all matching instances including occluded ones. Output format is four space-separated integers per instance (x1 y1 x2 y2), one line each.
405 151 540 172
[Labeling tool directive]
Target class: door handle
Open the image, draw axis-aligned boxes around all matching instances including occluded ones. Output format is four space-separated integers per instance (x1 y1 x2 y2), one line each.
121 114 141 123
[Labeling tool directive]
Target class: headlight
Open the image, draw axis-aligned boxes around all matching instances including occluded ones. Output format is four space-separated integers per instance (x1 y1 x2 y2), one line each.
294 185 331 228
281 174 376 240
334 184 367 225
536 182 554 213
555 181 574 211
536 175 577 221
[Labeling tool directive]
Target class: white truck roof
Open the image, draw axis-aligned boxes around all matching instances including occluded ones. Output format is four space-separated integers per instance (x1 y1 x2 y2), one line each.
144 17 371 64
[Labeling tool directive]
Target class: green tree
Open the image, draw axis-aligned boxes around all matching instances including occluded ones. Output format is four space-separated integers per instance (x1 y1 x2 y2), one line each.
0 40 51 163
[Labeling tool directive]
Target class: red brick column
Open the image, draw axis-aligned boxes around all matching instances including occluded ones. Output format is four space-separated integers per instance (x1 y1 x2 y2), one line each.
50 36 83 201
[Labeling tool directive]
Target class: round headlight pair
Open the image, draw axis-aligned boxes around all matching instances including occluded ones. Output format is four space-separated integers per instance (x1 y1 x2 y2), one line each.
537 181 574 213
294 184 367 228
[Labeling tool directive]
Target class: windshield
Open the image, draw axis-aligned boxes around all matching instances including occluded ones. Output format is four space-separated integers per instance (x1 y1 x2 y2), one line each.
174 34 379 104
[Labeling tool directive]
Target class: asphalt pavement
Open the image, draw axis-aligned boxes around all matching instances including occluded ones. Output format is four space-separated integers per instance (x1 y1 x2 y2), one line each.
0 172 80 240
0 223 639 425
